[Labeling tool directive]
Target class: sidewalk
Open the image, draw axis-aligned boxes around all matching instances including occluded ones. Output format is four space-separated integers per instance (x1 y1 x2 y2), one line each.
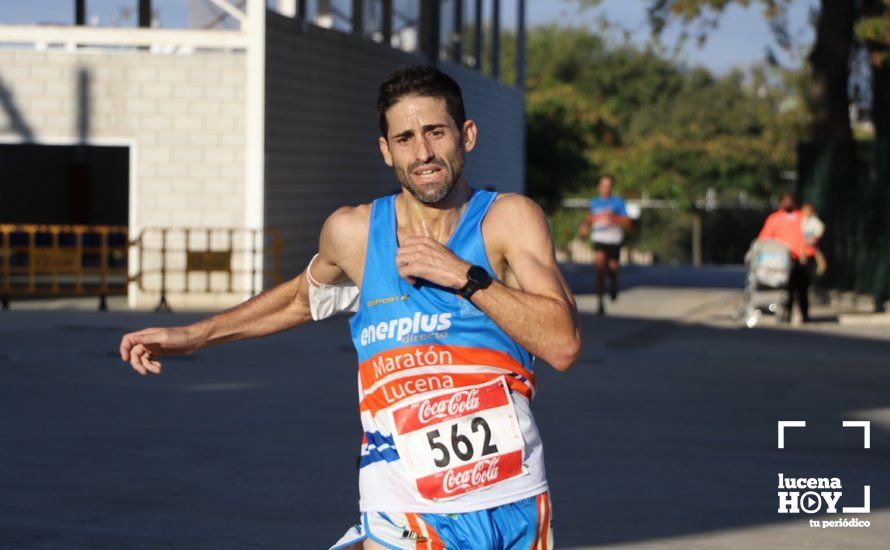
562 263 890 342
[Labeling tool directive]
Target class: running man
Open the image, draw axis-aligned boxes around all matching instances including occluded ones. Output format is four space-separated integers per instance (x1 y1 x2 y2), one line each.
579 175 631 315
119 66 581 549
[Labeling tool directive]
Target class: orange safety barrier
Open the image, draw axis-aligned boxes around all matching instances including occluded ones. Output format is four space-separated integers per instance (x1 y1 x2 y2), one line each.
0 224 128 310
0 225 283 312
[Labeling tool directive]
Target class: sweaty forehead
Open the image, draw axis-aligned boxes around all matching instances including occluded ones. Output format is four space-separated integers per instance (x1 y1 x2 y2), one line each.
385 96 452 132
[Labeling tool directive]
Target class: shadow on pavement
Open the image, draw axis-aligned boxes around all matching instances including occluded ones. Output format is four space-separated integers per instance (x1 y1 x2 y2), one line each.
538 312 889 547
560 263 748 294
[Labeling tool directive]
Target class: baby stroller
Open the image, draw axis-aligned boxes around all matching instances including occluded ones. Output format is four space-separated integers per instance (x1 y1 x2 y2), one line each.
736 239 792 327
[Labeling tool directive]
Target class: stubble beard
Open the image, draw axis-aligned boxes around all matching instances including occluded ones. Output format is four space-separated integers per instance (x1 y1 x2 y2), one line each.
395 149 465 205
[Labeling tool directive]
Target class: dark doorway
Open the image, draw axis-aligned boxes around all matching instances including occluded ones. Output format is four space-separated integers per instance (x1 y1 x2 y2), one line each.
0 143 129 225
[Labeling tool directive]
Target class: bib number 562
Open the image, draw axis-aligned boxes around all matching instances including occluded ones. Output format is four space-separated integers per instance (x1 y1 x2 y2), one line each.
426 417 499 468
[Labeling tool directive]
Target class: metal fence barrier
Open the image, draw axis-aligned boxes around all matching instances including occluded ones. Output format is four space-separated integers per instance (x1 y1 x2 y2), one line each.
0 224 128 310
0 225 283 311
132 227 283 312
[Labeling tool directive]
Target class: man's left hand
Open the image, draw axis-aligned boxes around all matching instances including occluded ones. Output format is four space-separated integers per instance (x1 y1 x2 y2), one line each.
396 236 470 289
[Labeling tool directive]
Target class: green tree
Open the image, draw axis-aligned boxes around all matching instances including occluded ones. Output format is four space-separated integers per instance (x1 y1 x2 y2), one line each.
519 24 803 258
525 84 599 211
522 25 799 206
596 0 890 138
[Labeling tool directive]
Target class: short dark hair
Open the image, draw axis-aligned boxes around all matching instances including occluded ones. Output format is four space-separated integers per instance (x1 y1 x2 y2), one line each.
377 65 467 138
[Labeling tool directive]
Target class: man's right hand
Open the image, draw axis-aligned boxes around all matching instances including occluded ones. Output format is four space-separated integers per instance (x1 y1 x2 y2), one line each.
119 326 202 376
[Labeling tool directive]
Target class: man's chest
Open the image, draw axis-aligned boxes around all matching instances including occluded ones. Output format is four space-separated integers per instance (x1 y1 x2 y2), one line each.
343 224 511 288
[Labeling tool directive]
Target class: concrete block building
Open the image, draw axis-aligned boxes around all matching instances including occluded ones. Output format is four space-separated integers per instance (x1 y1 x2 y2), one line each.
0 0 527 309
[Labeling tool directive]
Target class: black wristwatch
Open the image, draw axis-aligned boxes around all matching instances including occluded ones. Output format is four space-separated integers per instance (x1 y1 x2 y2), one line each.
458 265 493 299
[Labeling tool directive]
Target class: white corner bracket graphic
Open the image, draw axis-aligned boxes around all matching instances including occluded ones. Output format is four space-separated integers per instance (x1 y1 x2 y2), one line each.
842 420 871 449
843 485 871 514
777 421 806 449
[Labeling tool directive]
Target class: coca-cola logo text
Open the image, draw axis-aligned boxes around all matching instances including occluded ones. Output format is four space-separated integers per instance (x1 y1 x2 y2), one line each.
417 389 480 425
442 457 501 494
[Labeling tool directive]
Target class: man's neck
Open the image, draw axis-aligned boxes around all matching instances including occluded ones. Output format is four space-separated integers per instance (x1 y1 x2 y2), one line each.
396 180 472 243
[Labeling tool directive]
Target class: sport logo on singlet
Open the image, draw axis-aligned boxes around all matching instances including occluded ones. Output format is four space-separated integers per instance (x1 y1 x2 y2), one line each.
359 312 452 346
418 389 480 425
442 457 501 495
455 294 484 318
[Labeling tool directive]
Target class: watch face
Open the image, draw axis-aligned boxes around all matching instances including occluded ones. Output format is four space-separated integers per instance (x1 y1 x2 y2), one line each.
468 265 492 287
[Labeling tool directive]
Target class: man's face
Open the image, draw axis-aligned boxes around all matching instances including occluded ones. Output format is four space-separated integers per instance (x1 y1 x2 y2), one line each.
598 177 613 197
378 95 476 205
780 194 796 212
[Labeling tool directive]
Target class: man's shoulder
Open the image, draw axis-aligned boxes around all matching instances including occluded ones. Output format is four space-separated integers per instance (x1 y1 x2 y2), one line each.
488 192 545 220
483 193 549 249
326 203 372 230
320 203 372 256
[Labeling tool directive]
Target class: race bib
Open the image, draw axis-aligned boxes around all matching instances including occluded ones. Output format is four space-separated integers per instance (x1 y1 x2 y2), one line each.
389 377 527 501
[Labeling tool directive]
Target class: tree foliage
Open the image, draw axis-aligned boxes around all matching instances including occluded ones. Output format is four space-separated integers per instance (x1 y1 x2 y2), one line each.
522 25 803 216
580 0 890 137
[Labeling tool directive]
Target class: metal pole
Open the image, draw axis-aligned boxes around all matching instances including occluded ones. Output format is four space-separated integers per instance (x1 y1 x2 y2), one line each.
692 212 702 267
51 228 59 292
298 0 307 19
27 229 35 292
1 228 10 309
227 229 234 293
184 228 190 293
137 230 145 291
420 0 441 64
99 229 109 310
75 0 86 25
452 0 463 63
352 0 363 36
516 0 525 87
250 230 258 296
473 0 482 70
206 228 212 293
381 0 392 45
75 230 83 292
155 229 171 312
138 0 152 28
491 0 500 79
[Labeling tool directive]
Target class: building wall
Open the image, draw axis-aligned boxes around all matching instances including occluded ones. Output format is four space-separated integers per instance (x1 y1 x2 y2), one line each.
264 13 526 279
0 49 248 309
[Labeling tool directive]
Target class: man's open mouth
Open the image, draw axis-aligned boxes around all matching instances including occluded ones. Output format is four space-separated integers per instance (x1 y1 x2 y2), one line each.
413 165 442 176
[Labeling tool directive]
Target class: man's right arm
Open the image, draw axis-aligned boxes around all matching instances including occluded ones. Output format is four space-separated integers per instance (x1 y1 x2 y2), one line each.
119 206 366 375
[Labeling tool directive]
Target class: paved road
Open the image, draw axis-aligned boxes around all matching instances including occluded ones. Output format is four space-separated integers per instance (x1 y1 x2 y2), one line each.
2 266 889 549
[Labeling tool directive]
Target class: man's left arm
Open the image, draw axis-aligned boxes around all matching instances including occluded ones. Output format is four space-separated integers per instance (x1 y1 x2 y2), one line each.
614 200 633 229
395 195 582 371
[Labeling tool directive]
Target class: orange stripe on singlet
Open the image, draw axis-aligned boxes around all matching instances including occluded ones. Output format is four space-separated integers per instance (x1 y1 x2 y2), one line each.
359 345 536 392
359 371 534 414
